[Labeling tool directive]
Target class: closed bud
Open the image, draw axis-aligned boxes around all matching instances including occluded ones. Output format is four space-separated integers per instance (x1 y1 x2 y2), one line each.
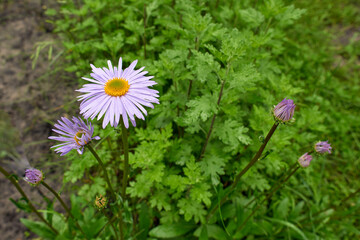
95 195 107 210
298 153 313 168
24 168 43 186
315 141 332 154
273 98 296 123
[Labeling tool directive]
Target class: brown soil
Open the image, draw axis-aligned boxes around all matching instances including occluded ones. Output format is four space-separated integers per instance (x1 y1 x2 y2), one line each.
0 0 77 239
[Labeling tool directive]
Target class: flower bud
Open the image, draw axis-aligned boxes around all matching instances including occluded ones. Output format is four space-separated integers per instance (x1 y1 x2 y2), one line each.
315 141 332 154
298 153 313 168
273 98 296 123
24 168 43 186
95 195 107 210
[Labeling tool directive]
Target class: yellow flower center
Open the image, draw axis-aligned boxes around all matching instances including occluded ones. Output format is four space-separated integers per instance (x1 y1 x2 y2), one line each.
104 77 130 97
74 131 86 145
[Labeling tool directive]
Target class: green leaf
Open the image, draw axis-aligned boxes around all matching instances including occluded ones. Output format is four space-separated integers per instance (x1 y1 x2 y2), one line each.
138 203 151 240
45 8 57 16
190 183 212 207
179 93 218 133
274 197 289 219
178 198 206 223
194 224 229 240
265 217 309 240
213 119 251 153
149 222 196 238
239 8 265 28
20 218 56 239
199 224 208 240
10 198 31 213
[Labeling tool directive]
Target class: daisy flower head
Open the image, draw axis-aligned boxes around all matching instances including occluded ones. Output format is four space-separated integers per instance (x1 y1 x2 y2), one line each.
49 116 100 156
298 152 313 168
24 168 43 186
315 140 332 154
77 57 159 128
273 98 296 123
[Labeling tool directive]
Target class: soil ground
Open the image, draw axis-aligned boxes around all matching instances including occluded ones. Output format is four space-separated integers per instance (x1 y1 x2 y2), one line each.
0 0 77 239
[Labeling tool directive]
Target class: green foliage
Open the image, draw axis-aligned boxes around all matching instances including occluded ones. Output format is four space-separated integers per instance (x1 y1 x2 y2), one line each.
14 0 360 239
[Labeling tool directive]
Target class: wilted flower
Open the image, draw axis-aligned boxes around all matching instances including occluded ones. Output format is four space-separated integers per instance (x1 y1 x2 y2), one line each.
273 98 296 123
315 141 332 154
298 152 313 168
24 168 43 186
49 116 100 156
94 195 107 209
77 57 159 128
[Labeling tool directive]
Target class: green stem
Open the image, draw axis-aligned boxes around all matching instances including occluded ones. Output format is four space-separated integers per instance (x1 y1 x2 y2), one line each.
237 166 299 232
95 214 118 238
245 162 298 208
121 121 129 199
118 212 125 240
41 181 88 239
102 209 120 240
198 80 225 160
119 120 129 240
0 166 58 235
199 65 230 160
207 122 279 220
86 145 116 200
232 123 279 188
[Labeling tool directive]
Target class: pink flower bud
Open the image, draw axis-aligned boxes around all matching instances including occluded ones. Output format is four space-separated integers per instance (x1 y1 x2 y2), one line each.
298 153 313 168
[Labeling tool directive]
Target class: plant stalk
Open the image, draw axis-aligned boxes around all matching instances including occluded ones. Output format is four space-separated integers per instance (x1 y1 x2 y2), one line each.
198 65 231 160
102 209 120 240
245 162 298 208
86 145 116 200
237 166 300 232
207 122 279 220
41 181 88 239
232 123 279 188
0 166 58 235
121 121 129 199
95 214 118 238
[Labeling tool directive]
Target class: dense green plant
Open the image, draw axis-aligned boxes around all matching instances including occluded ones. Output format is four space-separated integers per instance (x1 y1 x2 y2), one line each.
2 0 359 239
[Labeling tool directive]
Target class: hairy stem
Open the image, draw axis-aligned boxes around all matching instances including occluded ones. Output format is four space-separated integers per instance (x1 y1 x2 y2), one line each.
199 66 230 160
121 121 129 199
207 122 279 220
86 145 116 200
95 214 118 238
232 123 279 187
41 181 88 239
118 121 129 240
0 166 58 235
237 166 300 232
102 209 120 240
245 162 298 208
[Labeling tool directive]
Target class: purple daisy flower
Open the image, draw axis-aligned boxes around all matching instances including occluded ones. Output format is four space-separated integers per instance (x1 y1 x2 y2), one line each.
273 98 296 123
24 168 43 186
315 141 332 154
77 57 159 128
49 116 100 156
298 152 313 168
